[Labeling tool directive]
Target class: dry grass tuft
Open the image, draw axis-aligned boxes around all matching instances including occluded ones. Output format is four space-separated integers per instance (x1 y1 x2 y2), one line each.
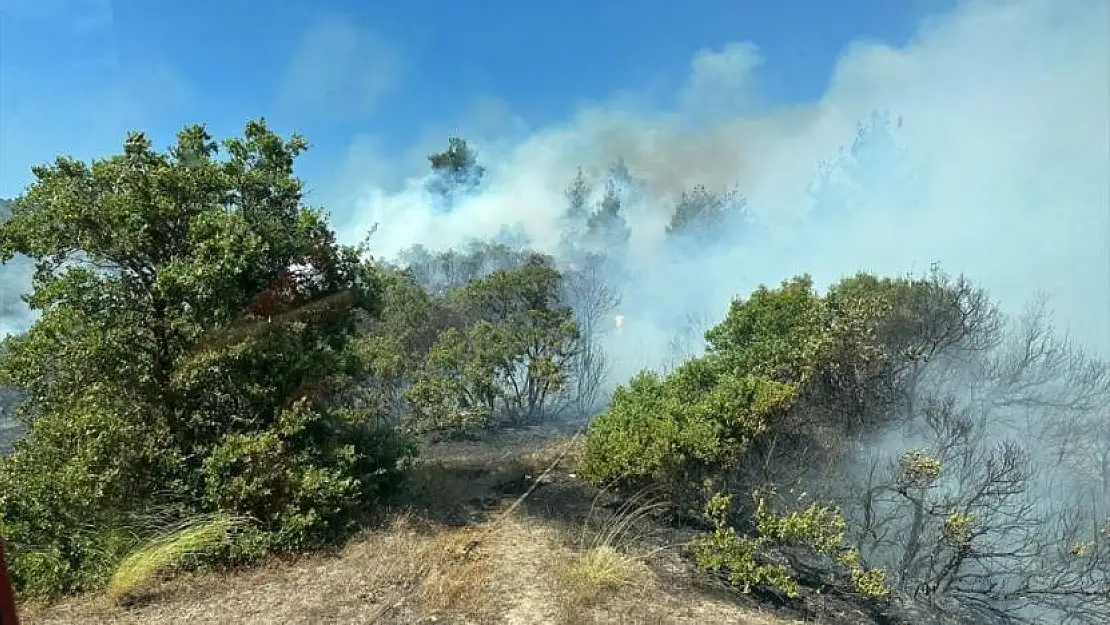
579 487 670 554
546 486 668 615
558 545 639 604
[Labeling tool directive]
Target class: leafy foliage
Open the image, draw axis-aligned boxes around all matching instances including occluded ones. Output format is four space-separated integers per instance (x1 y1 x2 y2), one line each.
689 492 888 599
354 250 582 435
426 137 486 204
0 121 414 597
581 273 894 502
665 184 746 244
583 263 1109 623
580 361 796 507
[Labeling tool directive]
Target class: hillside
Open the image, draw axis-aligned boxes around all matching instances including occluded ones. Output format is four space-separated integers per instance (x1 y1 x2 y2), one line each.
22 424 889 625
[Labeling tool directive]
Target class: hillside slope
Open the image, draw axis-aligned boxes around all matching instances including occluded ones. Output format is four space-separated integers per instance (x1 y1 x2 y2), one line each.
22 424 883 625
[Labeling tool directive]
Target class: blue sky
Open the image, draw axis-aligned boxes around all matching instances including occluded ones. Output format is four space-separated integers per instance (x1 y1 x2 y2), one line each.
0 0 949 200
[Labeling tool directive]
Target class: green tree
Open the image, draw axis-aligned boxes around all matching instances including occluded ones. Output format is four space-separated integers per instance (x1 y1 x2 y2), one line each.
558 168 593 257
0 121 413 597
448 256 579 422
427 136 486 202
665 184 744 242
584 179 631 252
356 246 583 435
565 168 590 223
350 266 452 421
399 256 580 431
404 326 502 433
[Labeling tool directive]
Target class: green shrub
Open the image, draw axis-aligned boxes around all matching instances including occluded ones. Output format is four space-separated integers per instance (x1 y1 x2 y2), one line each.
580 355 797 506
581 270 982 505
580 277 839 502
0 395 165 597
583 273 931 603
202 401 415 550
688 494 799 596
361 256 581 434
688 493 888 599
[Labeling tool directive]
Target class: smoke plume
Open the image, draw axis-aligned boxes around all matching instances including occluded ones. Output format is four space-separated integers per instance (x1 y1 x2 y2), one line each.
331 0 1108 384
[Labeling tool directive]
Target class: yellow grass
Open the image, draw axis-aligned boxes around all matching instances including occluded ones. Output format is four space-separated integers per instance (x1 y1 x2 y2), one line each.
560 545 637 597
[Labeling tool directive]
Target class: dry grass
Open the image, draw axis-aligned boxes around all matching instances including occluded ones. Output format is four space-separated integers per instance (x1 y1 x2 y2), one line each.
549 486 664 607
416 527 496 618
558 545 640 603
20 426 833 625
23 518 814 625
22 515 497 625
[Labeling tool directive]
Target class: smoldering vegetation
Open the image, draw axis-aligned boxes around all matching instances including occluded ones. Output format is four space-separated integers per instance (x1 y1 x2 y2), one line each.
327 3 1109 621
374 116 1109 622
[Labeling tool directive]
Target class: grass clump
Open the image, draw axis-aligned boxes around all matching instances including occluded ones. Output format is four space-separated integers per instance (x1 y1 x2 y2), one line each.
562 545 637 598
558 488 666 605
104 513 246 603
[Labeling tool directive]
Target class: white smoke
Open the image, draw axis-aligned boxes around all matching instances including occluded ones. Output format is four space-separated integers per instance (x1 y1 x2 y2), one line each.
333 0 1108 386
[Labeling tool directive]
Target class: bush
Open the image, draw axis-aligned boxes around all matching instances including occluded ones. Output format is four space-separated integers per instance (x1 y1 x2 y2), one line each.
581 270 991 504
202 401 416 551
688 493 888 600
579 359 796 508
581 271 986 610
0 396 162 596
580 277 832 506
361 254 582 435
